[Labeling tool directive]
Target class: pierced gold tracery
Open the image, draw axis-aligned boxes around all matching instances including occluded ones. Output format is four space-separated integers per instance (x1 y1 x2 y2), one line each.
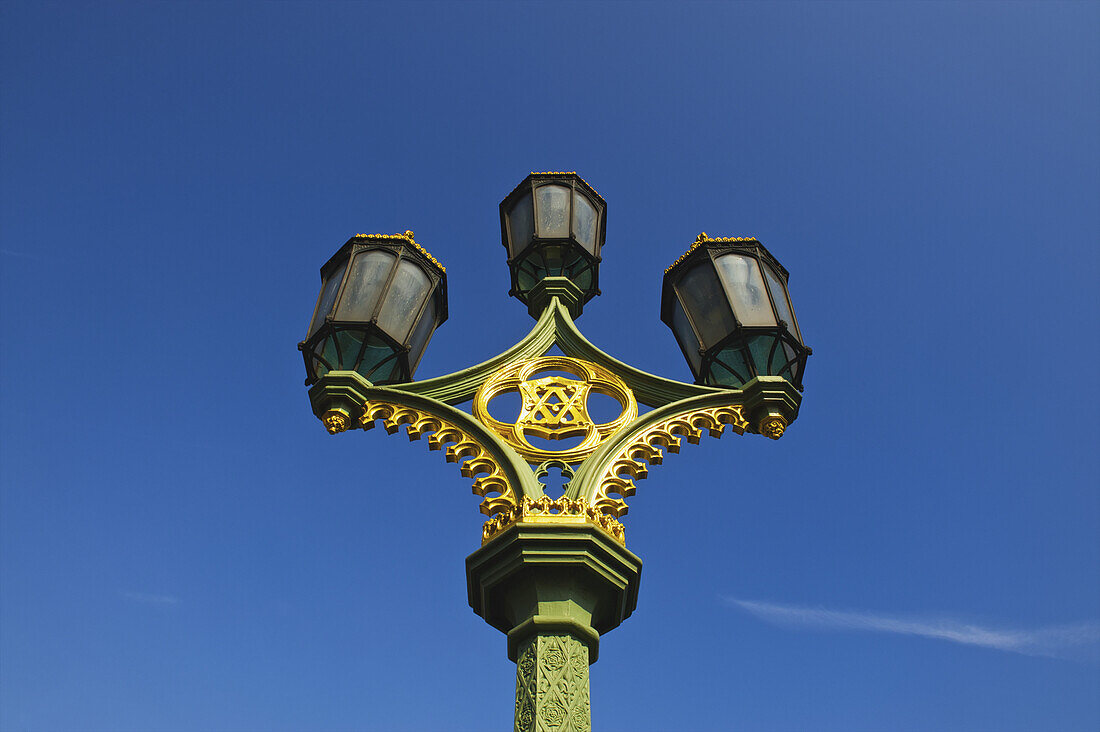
359 400 518 518
473 356 637 464
481 495 626 546
591 405 749 518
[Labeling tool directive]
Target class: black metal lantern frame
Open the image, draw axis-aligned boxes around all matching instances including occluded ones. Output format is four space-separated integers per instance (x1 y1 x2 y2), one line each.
298 233 448 386
661 236 811 391
499 172 607 306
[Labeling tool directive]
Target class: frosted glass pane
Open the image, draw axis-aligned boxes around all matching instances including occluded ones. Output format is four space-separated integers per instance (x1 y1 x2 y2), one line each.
377 259 431 343
508 193 533 257
407 294 438 372
309 260 347 336
670 296 701 372
715 254 775 327
676 263 737 349
763 263 800 342
536 185 570 238
572 193 597 253
336 250 395 322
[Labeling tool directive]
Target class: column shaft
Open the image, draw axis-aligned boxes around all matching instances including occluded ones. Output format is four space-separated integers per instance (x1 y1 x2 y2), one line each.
514 633 591 732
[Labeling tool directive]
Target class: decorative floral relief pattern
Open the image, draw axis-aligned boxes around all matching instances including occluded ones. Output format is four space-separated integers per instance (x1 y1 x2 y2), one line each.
514 635 590 732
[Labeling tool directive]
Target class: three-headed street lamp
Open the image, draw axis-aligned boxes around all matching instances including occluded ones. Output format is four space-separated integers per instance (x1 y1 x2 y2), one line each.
298 173 810 730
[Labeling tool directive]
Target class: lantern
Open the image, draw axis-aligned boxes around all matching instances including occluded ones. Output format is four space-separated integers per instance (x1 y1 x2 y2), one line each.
298 232 447 385
499 172 606 307
661 234 810 389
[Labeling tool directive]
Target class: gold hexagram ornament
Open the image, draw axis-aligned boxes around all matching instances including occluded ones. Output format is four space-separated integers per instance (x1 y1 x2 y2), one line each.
473 356 637 463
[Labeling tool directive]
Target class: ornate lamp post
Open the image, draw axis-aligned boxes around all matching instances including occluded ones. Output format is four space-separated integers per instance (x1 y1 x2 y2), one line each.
300 174 809 730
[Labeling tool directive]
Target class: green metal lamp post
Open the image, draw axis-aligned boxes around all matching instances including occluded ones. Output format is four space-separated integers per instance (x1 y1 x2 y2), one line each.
299 173 810 730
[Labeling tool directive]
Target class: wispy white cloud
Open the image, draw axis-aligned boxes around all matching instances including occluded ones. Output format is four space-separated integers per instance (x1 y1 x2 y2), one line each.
121 591 180 606
724 597 1100 661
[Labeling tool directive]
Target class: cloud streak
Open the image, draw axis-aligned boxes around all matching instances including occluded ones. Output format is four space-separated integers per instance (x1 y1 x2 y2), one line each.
724 597 1100 661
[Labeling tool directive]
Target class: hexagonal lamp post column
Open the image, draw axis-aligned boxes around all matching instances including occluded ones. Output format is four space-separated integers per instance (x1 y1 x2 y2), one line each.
299 175 810 730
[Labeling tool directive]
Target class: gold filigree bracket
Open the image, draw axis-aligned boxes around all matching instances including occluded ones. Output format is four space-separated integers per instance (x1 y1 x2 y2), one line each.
473 356 638 464
359 400 518 518
589 405 749 518
481 496 626 546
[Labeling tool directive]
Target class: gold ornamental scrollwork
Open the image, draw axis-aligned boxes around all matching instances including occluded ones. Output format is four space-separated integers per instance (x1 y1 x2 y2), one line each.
358 400 518 518
473 356 638 464
592 405 749 518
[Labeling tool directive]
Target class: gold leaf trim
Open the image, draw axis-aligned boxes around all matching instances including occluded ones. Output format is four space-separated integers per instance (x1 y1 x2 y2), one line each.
352 231 446 273
592 405 749 517
664 232 759 274
359 400 517 517
481 496 626 546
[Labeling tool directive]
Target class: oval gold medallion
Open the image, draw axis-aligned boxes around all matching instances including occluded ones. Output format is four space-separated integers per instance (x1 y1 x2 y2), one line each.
473 356 637 463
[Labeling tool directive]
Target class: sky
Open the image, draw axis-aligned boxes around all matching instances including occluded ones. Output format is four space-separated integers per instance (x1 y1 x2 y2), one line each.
1 2 1098 730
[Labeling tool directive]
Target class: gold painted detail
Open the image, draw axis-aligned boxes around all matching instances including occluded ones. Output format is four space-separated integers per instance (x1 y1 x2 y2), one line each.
322 410 350 434
482 496 626 546
664 232 759 273
359 400 517 518
593 405 749 517
473 357 638 464
760 415 787 440
352 231 446 273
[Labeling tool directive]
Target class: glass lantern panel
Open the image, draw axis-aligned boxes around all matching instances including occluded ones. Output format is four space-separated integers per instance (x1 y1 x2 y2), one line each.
778 341 796 376
366 354 400 383
567 256 594 293
708 346 752 387
336 249 396 322
358 332 400 382
407 293 438 372
762 263 801 342
747 335 777 377
670 295 702 372
508 193 534 258
675 262 738 349
715 253 776 327
572 192 598 253
308 260 347 337
376 258 432 343
309 336 339 380
336 329 366 369
535 185 570 238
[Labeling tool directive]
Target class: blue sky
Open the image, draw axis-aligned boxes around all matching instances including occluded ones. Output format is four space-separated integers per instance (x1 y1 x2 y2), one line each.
1 2 1097 730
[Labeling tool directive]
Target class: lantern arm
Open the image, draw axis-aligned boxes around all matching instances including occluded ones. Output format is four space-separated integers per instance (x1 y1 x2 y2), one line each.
393 295 720 408
566 378 802 517
545 298 722 408
307 370 545 517
388 301 558 405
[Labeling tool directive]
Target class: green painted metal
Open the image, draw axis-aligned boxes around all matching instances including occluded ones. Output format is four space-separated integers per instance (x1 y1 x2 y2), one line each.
514 633 591 732
307 288 805 730
392 302 557 405
466 522 642 662
390 285 721 409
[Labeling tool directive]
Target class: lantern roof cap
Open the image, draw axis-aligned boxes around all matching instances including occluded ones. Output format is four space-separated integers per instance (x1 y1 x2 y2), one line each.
663 232 789 279
501 171 605 209
346 231 446 274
